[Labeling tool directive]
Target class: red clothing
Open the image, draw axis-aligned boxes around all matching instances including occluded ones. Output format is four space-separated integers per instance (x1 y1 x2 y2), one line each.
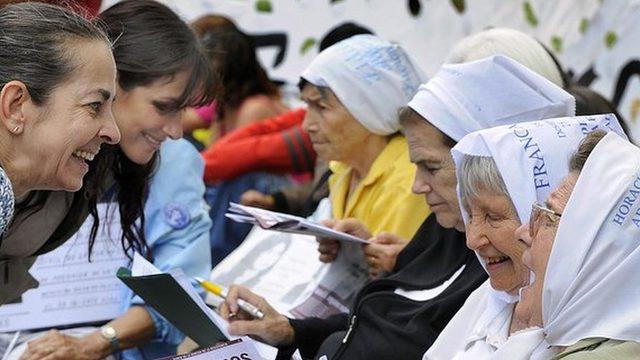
202 108 315 183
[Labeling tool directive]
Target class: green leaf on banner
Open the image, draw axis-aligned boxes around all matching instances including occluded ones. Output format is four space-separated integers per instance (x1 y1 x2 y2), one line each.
451 0 465 14
255 0 272 13
523 1 538 27
300 38 316 55
579 18 589 34
551 36 563 53
605 31 618 49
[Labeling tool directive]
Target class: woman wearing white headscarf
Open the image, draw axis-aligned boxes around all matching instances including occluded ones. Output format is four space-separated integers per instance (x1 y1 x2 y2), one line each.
219 55 580 360
423 114 627 359
489 131 640 359
299 34 429 241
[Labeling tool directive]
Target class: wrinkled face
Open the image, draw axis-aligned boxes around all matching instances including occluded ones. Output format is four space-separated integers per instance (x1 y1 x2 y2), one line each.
113 71 190 164
403 118 463 230
466 190 528 294
21 39 119 192
520 172 578 282
300 83 372 163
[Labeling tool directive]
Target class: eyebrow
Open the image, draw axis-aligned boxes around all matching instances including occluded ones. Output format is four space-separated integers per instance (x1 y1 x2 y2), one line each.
97 89 112 101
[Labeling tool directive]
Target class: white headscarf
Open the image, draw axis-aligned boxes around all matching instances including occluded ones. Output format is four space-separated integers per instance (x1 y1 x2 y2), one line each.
545 132 640 345
408 55 575 142
301 34 426 135
491 132 640 360
425 115 627 360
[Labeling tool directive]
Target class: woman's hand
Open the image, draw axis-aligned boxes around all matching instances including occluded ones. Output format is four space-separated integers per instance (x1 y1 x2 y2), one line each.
218 285 294 347
19 330 109 360
240 190 276 210
317 219 373 263
363 232 407 277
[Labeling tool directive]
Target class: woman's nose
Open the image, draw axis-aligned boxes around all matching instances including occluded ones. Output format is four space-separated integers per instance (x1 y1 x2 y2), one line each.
100 109 121 144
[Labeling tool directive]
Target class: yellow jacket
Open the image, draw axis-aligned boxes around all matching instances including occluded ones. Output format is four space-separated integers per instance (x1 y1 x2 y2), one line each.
328 134 430 240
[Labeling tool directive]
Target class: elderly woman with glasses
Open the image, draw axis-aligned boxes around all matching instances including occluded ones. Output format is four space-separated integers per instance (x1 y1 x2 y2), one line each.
488 130 640 359
424 114 626 359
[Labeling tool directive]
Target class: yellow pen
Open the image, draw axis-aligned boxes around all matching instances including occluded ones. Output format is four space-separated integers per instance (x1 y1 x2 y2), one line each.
195 277 265 319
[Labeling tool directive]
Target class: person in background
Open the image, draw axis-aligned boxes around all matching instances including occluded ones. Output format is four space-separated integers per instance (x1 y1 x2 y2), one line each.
3 1 216 359
205 23 375 265
239 22 374 217
184 14 288 147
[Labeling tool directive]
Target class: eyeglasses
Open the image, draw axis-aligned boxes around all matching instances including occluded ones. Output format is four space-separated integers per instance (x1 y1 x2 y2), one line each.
529 202 562 238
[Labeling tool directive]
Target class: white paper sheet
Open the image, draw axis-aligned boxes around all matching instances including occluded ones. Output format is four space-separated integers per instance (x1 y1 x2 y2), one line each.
226 202 368 244
0 204 127 332
163 337 261 360
210 199 369 319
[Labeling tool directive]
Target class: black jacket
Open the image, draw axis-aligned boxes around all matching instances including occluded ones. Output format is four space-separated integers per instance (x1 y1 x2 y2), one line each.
280 214 488 360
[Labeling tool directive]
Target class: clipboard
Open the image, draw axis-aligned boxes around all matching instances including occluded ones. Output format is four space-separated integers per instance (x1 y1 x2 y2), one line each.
116 267 227 347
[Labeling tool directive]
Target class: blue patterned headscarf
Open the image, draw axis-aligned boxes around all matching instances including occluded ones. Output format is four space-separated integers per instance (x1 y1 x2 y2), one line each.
0 167 15 237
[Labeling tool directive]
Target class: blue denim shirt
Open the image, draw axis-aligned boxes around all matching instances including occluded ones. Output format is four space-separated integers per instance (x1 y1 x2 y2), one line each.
120 139 211 360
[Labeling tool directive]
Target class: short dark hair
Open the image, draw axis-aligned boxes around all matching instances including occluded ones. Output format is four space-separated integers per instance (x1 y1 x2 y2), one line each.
569 85 631 141
569 130 608 173
101 0 217 109
0 2 110 105
319 22 374 51
399 106 457 148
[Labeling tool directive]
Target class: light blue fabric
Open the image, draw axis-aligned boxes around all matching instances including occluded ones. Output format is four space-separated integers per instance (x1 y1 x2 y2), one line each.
120 139 212 360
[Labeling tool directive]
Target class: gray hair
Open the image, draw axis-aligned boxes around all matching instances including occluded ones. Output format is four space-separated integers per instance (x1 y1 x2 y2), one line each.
446 27 564 87
0 2 111 105
458 155 512 211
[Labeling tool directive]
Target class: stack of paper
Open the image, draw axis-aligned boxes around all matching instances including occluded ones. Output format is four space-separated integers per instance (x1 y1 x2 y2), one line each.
226 203 368 244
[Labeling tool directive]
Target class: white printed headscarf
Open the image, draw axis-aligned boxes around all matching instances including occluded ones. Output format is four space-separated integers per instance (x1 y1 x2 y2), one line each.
489 132 640 360
408 55 575 142
301 34 426 135
425 115 627 360
543 132 640 346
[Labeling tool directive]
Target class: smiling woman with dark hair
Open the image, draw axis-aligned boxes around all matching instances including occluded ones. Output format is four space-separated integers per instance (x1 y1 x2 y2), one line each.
0 1 119 304
2 1 217 359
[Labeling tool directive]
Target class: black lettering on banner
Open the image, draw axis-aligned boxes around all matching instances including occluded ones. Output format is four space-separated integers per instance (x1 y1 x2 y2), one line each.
252 33 288 68
240 353 253 360
612 60 640 108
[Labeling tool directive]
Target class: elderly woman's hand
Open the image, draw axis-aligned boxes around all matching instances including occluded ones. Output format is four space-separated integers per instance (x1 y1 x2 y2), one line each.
317 219 373 263
19 330 109 360
363 232 407 278
240 190 276 210
218 285 294 347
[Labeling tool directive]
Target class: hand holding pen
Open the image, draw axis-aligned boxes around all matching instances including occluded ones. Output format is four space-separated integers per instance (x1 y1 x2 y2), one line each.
196 278 264 319
214 284 295 347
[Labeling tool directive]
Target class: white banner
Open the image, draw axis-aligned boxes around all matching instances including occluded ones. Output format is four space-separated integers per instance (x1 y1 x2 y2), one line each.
101 0 640 142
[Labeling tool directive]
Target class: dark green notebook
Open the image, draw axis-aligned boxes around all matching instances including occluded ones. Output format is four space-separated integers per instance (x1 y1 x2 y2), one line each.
117 267 227 347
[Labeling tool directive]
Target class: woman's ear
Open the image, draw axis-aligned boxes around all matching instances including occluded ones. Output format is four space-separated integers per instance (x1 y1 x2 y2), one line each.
0 80 31 135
